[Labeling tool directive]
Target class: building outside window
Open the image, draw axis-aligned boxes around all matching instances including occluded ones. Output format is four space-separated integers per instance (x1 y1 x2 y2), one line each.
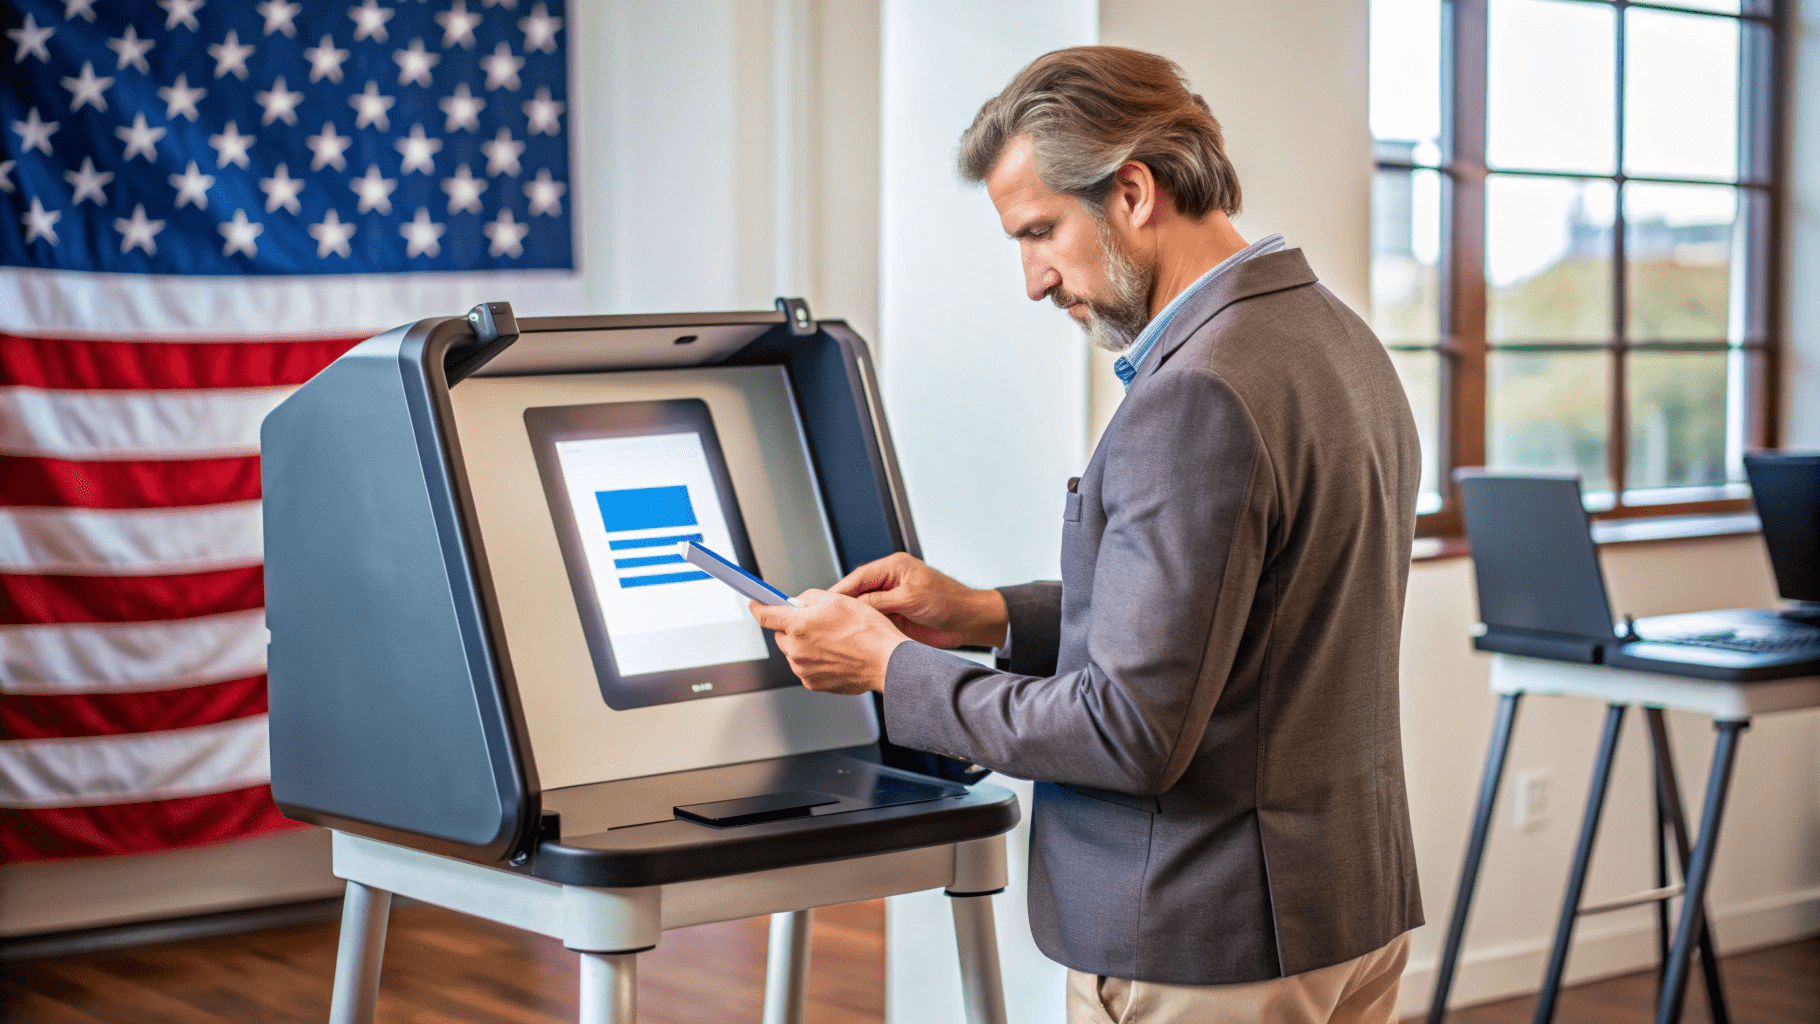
1368 0 1783 536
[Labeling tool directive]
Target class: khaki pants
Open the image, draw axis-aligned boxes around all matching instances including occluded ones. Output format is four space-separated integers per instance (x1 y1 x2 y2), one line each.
1066 933 1410 1024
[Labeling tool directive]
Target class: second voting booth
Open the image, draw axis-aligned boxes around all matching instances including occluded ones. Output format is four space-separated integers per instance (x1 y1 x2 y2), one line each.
261 302 1020 1024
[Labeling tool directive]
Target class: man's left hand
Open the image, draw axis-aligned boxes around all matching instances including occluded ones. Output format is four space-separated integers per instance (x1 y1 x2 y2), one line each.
750 590 911 695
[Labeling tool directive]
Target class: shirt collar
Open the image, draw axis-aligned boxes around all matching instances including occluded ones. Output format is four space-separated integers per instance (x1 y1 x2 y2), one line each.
1112 234 1287 390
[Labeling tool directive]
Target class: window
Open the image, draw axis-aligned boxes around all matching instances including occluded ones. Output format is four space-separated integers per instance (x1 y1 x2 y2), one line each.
1369 0 1783 536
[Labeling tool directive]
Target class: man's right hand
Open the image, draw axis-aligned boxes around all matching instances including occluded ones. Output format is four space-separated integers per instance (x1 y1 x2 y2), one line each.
830 553 1009 651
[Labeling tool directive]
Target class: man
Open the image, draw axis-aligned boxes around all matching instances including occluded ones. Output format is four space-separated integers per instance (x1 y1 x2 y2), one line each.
751 46 1423 1023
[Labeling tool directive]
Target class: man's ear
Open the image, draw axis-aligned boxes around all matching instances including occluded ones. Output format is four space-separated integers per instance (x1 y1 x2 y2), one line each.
1110 160 1160 232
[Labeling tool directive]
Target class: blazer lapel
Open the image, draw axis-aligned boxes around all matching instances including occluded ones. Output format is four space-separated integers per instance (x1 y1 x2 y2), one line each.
1127 248 1320 389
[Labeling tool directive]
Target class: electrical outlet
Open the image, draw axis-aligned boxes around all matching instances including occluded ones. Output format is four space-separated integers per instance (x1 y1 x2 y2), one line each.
1513 768 1551 833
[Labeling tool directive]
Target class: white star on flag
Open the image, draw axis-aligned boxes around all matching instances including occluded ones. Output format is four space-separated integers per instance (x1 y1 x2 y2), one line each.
481 41 524 91
115 204 165 255
256 77 304 125
310 208 356 257
65 0 98 24
394 38 440 87
158 73 206 120
14 107 60 156
400 207 446 257
523 86 563 136
484 207 528 258
258 0 302 37
24 197 61 245
482 126 524 176
519 2 561 54
349 0 395 44
169 160 215 209
64 156 112 205
219 209 264 257
260 163 305 213
307 123 353 171
396 124 442 175
8 14 54 63
351 164 398 214
209 121 254 168
350 81 396 131
116 112 166 162
63 61 115 112
210 29 255 80
524 168 565 217
159 0 205 32
0 160 14 193
437 0 482 49
305 35 349 83
440 83 485 132
107 25 155 73
442 163 486 214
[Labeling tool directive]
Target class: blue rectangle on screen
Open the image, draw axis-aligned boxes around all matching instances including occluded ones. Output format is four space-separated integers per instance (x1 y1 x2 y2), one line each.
620 570 713 588
608 533 703 551
596 486 697 533
615 554 686 569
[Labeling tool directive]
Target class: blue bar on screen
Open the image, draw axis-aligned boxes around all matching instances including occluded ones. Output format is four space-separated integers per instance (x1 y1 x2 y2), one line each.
608 533 703 551
596 486 698 533
614 554 686 569
619 570 713 588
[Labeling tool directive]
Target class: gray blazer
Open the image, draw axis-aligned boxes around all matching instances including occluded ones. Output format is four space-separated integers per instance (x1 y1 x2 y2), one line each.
883 249 1424 985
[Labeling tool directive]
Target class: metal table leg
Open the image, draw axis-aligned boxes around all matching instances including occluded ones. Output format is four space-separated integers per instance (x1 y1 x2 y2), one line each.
1427 691 1523 1024
328 881 392 1024
1646 709 1731 1024
950 894 1008 1024
1534 703 1629 1024
762 909 813 1024
578 951 638 1024
1655 719 1748 1024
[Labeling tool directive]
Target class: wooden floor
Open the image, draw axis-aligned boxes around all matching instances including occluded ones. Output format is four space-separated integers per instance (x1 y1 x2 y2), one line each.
4 901 1815 1024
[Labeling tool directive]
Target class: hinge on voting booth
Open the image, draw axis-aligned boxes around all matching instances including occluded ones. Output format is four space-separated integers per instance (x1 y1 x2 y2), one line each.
449 301 521 383
775 296 815 336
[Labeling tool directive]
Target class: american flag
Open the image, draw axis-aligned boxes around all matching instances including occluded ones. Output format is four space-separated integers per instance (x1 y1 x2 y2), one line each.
0 0 571 860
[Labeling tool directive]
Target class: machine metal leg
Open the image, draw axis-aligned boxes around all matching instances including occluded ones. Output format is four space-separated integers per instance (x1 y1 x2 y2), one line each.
1646 709 1731 1024
950 894 1008 1024
327 881 393 1024
1655 719 1747 1024
578 951 638 1024
1534 703 1628 1024
762 910 813 1024
1426 691 1523 1024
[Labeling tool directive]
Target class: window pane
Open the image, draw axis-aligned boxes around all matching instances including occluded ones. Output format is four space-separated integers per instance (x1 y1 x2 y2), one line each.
1487 176 1617 343
1388 349 1443 514
1626 183 1738 341
1624 7 1740 181
1651 1 1743 17
1370 0 1444 165
1372 168 1444 343
1625 351 1747 500
1489 351 1613 500
1487 0 1616 174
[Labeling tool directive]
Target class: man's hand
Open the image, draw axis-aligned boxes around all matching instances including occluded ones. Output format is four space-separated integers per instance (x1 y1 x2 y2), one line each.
830 553 1008 650
749 590 911 695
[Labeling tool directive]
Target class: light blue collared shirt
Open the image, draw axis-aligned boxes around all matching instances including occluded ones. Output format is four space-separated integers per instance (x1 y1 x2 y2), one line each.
1111 234 1287 390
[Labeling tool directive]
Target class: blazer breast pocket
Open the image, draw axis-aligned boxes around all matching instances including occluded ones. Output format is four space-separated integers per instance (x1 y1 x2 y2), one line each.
1063 490 1083 523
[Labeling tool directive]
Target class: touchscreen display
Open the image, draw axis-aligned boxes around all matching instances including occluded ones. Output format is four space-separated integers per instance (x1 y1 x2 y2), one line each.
526 399 796 710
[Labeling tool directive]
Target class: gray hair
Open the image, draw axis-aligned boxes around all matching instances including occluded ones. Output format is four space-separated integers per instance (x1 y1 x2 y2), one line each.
957 46 1242 219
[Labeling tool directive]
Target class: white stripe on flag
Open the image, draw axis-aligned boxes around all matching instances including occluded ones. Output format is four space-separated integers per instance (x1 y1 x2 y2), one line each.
0 501 264 575
0 610 268 695
0 386 293 459
0 715 271 809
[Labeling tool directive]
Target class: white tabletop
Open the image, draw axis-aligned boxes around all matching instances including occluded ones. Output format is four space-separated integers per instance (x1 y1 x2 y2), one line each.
1489 654 1820 721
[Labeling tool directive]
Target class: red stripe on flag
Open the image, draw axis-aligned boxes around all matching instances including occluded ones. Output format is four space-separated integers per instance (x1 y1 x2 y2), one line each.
0 334 363 390
0 567 264 624
0 454 263 509
0 785 307 862
0 675 269 740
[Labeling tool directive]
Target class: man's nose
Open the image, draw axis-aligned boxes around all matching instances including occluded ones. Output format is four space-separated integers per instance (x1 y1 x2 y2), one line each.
1026 263 1059 303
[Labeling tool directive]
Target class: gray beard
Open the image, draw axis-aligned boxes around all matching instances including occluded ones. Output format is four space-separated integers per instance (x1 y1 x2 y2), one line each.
1051 223 1154 353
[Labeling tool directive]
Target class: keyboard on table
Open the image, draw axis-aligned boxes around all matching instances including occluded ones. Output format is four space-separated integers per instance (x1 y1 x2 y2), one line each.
1661 624 1820 655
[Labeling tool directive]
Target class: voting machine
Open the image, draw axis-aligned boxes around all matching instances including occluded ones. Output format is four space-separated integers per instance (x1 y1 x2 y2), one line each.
261 301 1017 1024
